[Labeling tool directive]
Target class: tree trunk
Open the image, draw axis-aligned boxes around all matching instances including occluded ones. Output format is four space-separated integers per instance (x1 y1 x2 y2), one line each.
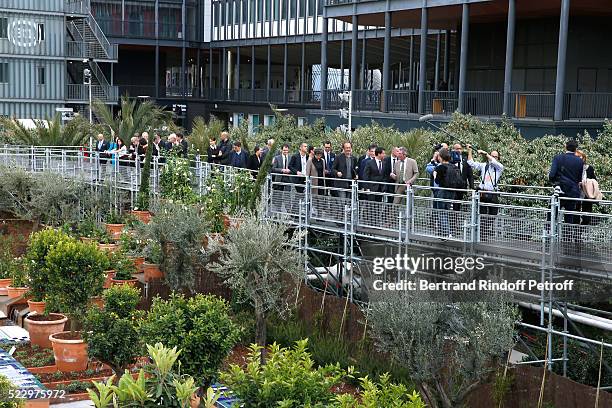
419 383 439 408
254 304 266 363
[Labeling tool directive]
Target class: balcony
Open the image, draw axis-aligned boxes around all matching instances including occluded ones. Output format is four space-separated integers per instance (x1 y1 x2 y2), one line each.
65 41 118 61
66 84 119 103
65 0 90 15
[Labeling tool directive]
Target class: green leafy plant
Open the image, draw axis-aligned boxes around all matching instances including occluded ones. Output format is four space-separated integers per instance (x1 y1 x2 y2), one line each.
202 169 254 232
333 374 426 408
221 340 349 408
189 116 225 158
207 214 304 349
0 113 90 146
0 374 24 408
107 252 137 281
83 285 144 375
160 155 198 204
118 232 145 257
44 240 106 331
139 293 240 386
25 229 72 302
104 211 125 225
0 235 19 280
137 203 208 292
136 134 154 211
9 259 27 288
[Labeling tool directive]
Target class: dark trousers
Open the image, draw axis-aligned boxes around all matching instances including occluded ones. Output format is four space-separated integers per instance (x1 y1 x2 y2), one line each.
479 192 499 216
575 199 594 225
559 197 578 225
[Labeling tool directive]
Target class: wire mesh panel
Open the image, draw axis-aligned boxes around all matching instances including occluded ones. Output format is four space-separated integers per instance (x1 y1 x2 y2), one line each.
479 206 551 253
356 198 404 234
411 192 473 241
310 193 351 225
268 180 305 220
558 211 612 267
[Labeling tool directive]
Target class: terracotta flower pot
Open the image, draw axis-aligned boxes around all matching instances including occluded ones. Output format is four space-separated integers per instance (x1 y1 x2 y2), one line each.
27 300 46 314
0 278 12 296
103 270 116 289
110 277 139 287
105 223 125 239
7 286 29 299
228 216 244 229
131 256 145 272
25 313 67 349
89 296 104 309
49 331 88 372
130 210 152 224
142 262 163 282
223 214 231 229
98 243 119 253
203 233 224 249
80 237 94 244
24 399 50 408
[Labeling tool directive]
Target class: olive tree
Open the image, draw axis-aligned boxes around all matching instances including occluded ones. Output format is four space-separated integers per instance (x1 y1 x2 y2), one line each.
207 214 304 349
366 288 518 408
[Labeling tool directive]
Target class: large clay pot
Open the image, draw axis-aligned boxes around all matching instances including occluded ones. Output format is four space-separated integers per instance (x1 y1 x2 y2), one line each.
89 296 104 309
105 223 125 239
27 300 46 314
0 278 12 296
110 277 139 287
49 331 88 372
131 256 145 273
25 313 67 349
80 237 94 244
7 286 29 299
142 262 163 282
103 270 116 289
130 210 152 224
98 243 119 253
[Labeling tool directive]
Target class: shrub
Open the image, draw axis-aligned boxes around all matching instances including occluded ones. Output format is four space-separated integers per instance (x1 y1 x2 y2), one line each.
107 252 137 281
44 240 106 331
333 374 426 408
160 154 197 203
8 259 27 288
0 236 19 280
139 294 240 386
0 374 24 408
25 229 72 302
221 340 348 408
83 285 144 375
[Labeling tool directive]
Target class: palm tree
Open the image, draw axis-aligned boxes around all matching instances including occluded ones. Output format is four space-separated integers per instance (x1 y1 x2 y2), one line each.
93 96 172 143
189 116 225 157
0 114 91 146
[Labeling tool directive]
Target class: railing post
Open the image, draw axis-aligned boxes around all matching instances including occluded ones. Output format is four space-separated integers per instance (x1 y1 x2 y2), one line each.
470 189 480 243
305 176 312 221
406 185 414 242
153 156 159 194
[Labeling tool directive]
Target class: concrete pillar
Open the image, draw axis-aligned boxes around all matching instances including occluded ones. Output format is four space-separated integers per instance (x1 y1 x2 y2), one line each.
321 16 328 109
350 15 358 92
434 32 441 91
283 43 288 103
503 0 516 116
382 11 391 112
251 45 255 100
457 3 469 113
301 42 305 102
236 47 240 90
444 30 450 84
409 33 414 91
554 0 570 121
267 44 271 101
417 6 428 114
360 34 366 89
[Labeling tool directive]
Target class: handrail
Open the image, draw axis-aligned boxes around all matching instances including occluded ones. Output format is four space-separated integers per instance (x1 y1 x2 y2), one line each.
87 12 114 59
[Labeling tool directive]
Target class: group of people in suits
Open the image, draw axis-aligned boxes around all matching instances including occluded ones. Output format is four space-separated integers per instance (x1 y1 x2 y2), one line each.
207 131 268 175
269 140 420 204
93 131 189 166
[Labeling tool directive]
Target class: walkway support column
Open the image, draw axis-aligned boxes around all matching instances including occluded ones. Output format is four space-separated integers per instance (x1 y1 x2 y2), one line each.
554 0 570 121
283 43 288 104
350 15 358 93
417 4 428 115
434 32 441 90
458 3 469 113
444 30 450 84
251 45 255 101
321 16 329 110
382 11 391 112
266 45 271 101
503 0 516 116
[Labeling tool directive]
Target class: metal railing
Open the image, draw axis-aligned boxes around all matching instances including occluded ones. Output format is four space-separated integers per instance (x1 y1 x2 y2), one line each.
510 92 555 119
463 91 503 117
353 90 381 111
65 0 90 14
66 84 119 102
65 41 118 61
564 92 612 119
423 90 458 115
387 90 417 112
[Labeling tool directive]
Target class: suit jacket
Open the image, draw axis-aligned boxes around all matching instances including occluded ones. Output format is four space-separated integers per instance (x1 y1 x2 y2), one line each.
357 155 371 180
363 159 386 192
288 153 308 184
247 153 262 172
271 154 292 184
95 140 110 153
306 157 326 187
393 158 420 187
218 139 232 165
322 151 336 176
549 152 583 198
332 154 358 190
207 145 221 164
454 158 474 191
229 150 248 168
180 140 189 158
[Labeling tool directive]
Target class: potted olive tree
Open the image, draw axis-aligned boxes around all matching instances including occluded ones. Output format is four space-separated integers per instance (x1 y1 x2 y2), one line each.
0 236 16 295
6 260 28 299
45 239 106 371
104 211 126 240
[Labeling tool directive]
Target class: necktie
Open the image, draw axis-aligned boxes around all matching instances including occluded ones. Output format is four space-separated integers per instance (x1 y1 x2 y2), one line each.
400 161 405 183
378 161 382 173
283 156 287 169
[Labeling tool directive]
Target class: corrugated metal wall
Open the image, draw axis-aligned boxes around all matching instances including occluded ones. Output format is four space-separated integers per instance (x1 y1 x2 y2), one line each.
0 13 65 57
0 0 64 14
0 58 65 100
0 101 62 118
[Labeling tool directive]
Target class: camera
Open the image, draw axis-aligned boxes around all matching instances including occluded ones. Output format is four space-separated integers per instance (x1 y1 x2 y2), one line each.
433 143 443 152
450 150 462 164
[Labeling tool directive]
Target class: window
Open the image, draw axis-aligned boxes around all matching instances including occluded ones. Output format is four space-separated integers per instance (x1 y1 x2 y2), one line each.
37 23 45 42
0 18 7 39
0 63 8 83
37 66 45 85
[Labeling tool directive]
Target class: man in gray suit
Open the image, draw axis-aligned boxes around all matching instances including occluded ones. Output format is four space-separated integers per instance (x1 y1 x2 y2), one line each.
390 147 419 204
271 144 292 191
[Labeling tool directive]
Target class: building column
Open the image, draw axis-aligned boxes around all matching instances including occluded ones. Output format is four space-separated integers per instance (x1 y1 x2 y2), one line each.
222 47 227 91
502 0 516 116
251 45 255 101
181 0 186 96
457 3 469 113
209 48 213 95
196 49 201 97
434 32 441 90
360 34 366 89
409 33 414 91
554 0 570 121
155 45 160 98
301 42 305 102
417 5 428 114
340 39 345 89
350 15 358 93
382 11 391 112
444 30 450 85
267 44 271 101
321 16 328 109
283 43 288 103
236 47 241 90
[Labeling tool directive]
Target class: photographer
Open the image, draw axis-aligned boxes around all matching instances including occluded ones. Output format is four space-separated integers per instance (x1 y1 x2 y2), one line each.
467 145 503 216
426 143 448 190
450 144 474 210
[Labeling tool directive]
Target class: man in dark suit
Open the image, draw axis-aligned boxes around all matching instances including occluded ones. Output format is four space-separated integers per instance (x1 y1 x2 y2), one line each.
271 144 293 200
207 137 221 164
383 147 400 202
229 141 248 168
549 139 584 224
451 144 474 211
363 147 387 202
95 133 110 165
176 133 188 158
289 142 309 193
218 131 232 166
247 146 263 177
332 142 358 199
323 141 336 194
